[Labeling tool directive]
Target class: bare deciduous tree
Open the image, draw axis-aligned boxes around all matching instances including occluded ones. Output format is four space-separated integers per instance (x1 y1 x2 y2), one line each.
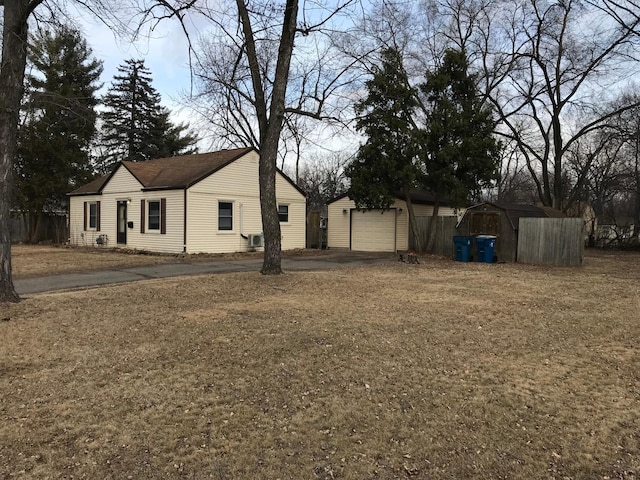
187 0 359 274
483 0 640 210
1 0 45 302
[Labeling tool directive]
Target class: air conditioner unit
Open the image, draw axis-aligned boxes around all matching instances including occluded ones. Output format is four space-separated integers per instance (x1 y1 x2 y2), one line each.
248 233 264 248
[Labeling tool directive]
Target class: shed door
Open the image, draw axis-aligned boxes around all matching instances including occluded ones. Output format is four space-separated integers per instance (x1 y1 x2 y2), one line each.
471 212 500 235
351 209 396 252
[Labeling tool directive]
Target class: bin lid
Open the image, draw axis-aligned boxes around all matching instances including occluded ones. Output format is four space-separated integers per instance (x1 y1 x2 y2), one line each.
475 235 497 239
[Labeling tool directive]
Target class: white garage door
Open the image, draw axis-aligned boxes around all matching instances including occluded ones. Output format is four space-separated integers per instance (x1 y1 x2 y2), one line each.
351 209 397 252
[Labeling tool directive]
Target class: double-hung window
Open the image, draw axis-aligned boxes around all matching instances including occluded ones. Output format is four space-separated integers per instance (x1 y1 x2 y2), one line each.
278 204 289 223
141 198 166 234
148 200 161 231
84 201 100 231
218 201 233 231
89 203 98 229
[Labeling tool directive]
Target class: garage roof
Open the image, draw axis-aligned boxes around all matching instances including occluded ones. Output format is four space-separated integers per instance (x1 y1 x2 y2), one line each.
328 190 449 206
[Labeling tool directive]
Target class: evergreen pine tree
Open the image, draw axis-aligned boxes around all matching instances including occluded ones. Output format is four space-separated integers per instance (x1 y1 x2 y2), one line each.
419 49 501 207
346 47 420 210
98 59 198 174
15 25 102 243
345 47 424 248
418 48 501 251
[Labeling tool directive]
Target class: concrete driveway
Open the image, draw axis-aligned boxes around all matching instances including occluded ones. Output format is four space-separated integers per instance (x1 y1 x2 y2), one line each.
14 251 395 295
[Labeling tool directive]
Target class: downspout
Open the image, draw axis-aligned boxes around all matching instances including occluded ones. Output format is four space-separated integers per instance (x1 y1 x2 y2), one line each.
240 203 248 240
183 189 187 253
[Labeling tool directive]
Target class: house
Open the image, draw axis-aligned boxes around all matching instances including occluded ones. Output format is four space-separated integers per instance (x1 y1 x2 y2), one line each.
595 216 637 246
327 191 458 252
68 148 306 254
456 202 565 262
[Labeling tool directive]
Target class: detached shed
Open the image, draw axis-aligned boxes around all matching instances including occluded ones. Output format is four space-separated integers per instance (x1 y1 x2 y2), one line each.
456 202 565 262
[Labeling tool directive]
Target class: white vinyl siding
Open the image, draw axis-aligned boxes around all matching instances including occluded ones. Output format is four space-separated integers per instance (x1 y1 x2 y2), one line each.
69 195 102 246
69 166 185 253
186 151 305 253
70 151 305 255
327 195 458 252
134 191 183 252
327 197 354 249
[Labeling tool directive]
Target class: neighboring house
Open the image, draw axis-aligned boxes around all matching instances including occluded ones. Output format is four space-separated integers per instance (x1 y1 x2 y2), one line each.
327 191 457 252
596 217 637 246
68 148 306 254
456 202 566 262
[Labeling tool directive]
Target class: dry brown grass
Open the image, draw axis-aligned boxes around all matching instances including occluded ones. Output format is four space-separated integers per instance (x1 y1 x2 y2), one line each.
11 245 327 278
1 251 639 479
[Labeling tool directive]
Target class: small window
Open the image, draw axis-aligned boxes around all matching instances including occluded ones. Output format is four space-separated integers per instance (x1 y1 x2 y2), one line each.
84 201 100 231
89 203 97 229
148 200 161 231
219 201 233 231
278 204 289 223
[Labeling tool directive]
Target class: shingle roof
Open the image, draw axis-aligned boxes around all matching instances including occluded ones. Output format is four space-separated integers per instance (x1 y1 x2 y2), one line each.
123 148 255 190
69 148 258 196
328 190 448 206
468 202 565 230
68 174 110 195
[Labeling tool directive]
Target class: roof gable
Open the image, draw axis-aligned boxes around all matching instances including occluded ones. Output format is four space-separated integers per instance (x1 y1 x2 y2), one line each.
466 202 565 230
123 147 256 190
69 148 257 195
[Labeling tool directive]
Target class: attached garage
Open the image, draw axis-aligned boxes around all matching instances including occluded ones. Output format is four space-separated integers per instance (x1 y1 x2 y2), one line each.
327 192 457 252
351 209 397 252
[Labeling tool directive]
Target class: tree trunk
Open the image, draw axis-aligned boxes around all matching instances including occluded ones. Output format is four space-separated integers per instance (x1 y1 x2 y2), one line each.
237 0 298 275
404 193 421 253
29 212 43 244
0 0 36 303
633 128 640 240
259 136 283 274
425 195 441 254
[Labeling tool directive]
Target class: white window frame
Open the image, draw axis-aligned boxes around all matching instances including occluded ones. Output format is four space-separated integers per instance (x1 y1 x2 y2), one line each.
278 203 289 224
88 202 98 230
147 200 161 232
218 201 234 232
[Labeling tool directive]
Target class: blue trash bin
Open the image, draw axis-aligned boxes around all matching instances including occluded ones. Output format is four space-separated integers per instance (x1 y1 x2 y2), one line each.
475 235 497 263
453 236 472 262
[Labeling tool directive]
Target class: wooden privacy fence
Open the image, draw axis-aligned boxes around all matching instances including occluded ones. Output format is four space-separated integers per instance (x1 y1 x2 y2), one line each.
409 216 459 256
517 218 584 267
10 214 68 244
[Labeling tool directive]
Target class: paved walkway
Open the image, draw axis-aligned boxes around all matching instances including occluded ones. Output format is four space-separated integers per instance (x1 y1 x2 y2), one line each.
14 252 395 295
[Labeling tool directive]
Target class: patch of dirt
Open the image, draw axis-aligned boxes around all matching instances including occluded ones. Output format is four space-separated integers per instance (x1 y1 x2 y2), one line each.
1 252 639 478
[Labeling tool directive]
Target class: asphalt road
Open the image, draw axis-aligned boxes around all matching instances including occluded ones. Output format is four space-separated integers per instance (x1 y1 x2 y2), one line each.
14 252 395 295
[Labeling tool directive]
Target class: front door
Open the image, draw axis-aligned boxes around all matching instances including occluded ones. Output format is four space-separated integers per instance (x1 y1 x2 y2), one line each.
117 201 127 244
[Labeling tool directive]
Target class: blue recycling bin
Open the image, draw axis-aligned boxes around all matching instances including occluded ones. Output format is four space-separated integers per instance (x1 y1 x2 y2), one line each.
475 235 497 263
453 236 472 262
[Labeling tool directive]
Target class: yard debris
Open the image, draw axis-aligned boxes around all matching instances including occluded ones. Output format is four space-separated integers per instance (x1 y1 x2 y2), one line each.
403 463 420 475
398 251 420 264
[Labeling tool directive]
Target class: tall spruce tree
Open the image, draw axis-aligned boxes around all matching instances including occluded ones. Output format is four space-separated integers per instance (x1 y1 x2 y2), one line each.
98 59 197 173
15 25 102 243
420 49 501 206
345 47 423 247
419 48 501 250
